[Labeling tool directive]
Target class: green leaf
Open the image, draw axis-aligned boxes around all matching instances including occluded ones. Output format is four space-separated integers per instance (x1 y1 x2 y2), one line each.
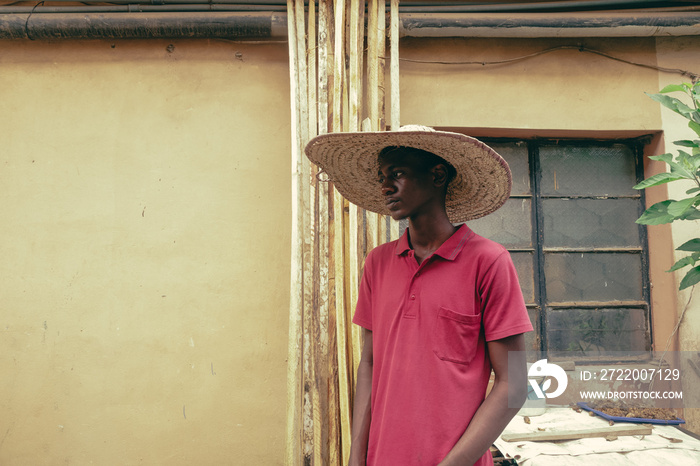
649 153 674 163
668 197 698 217
679 265 700 290
648 93 699 122
667 160 696 179
636 200 675 225
633 172 686 189
690 120 700 138
677 150 696 172
659 84 688 94
687 187 700 195
667 253 700 272
689 153 700 171
681 208 700 221
674 140 700 148
678 238 700 252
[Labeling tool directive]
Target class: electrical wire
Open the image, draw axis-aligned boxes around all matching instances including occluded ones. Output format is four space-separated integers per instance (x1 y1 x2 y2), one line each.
396 44 700 82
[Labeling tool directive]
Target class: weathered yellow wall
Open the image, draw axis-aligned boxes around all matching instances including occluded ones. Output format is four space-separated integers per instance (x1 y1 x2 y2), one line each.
0 40 290 465
399 37 663 131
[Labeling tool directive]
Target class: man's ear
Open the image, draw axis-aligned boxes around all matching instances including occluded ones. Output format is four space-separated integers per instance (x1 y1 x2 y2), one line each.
431 164 449 188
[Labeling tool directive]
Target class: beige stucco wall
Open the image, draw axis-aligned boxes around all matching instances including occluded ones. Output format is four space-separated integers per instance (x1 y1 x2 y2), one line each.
399 37 663 131
0 40 291 465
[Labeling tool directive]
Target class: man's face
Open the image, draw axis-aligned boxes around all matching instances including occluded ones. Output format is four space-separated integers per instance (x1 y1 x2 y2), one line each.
377 150 443 221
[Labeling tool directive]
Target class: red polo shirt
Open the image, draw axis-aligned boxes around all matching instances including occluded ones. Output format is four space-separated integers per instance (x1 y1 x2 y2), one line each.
353 224 533 466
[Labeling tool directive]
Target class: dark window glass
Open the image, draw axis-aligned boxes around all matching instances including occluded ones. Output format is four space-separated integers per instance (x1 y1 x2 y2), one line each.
468 138 649 360
539 145 638 196
543 199 642 248
546 307 649 358
510 252 535 305
489 142 531 195
544 253 643 303
467 199 532 249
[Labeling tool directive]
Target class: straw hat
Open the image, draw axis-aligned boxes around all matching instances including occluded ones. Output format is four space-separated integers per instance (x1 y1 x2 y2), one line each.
303 125 512 223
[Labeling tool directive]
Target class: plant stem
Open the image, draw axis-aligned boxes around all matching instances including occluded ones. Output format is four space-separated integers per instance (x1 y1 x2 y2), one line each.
650 284 696 391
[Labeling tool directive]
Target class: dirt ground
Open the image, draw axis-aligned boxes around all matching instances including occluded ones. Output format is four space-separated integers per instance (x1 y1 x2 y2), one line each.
587 400 678 420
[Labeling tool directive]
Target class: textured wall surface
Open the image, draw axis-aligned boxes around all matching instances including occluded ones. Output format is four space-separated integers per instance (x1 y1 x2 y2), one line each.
0 39 291 465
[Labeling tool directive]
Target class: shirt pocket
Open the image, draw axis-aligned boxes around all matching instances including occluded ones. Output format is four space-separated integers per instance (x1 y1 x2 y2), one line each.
433 307 481 365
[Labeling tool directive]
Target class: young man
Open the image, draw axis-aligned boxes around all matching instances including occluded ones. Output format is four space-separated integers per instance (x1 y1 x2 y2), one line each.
305 126 533 465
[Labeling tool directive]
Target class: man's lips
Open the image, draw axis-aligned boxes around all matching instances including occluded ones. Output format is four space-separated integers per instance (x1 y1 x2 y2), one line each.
385 198 399 208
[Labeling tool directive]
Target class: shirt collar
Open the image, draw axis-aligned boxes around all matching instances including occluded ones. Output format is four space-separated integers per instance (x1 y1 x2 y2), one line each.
395 223 473 261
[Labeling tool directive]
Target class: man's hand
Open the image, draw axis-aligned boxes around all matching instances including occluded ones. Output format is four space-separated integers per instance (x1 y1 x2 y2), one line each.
437 333 528 465
348 329 373 466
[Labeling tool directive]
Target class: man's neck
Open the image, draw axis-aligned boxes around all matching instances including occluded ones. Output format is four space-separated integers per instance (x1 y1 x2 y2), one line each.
407 213 457 264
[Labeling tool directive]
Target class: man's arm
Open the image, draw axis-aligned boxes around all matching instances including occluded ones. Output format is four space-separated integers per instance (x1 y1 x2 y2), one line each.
348 328 373 466
438 333 528 466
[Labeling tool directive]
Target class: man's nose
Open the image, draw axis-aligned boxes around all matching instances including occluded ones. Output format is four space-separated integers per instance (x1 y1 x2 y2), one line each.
381 179 395 195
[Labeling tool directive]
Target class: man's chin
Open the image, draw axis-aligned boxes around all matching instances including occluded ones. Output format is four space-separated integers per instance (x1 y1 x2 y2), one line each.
388 211 408 221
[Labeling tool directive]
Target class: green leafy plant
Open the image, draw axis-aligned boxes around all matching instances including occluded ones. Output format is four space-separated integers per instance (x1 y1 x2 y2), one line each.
634 82 700 290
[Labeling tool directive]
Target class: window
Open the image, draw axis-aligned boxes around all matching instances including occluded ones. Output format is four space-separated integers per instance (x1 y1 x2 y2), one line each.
467 139 650 360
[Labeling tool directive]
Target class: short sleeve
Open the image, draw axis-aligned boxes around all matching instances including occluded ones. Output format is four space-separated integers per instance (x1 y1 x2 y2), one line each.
352 251 374 330
479 251 534 341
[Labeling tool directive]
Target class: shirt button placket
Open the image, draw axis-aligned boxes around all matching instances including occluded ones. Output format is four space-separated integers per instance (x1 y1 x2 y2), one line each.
405 268 421 318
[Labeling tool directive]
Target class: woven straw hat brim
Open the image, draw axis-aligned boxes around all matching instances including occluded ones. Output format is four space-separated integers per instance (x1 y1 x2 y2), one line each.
304 129 512 223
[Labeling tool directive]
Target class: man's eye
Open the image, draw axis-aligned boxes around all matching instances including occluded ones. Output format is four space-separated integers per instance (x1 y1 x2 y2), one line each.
393 171 404 178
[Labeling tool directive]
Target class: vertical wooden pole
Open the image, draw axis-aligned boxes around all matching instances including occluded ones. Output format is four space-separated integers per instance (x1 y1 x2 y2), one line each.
375 0 388 245
334 0 346 132
318 0 330 137
315 3 343 462
330 1 354 464
388 0 402 240
377 0 386 133
348 0 361 133
285 1 304 464
288 0 403 462
390 0 400 131
303 3 327 463
293 0 316 458
367 0 378 130
308 2 318 139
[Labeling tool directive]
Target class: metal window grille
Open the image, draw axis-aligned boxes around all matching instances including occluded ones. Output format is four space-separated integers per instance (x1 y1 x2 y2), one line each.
467 138 651 361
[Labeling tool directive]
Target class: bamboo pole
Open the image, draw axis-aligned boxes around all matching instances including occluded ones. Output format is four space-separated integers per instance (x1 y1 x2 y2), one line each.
348 0 361 132
315 2 342 462
289 0 405 461
285 0 304 463
367 0 378 130
357 0 365 128
308 2 318 139
295 0 316 457
376 0 386 132
318 0 330 136
390 216 400 241
330 1 354 463
333 0 344 133
333 189 351 464
388 0 402 241
376 0 389 244
389 0 400 131
301 2 326 462
364 0 378 253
